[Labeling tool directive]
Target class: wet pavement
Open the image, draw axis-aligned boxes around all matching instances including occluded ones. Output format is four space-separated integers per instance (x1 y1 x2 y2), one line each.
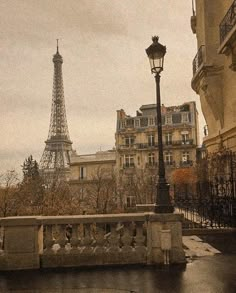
0 233 236 293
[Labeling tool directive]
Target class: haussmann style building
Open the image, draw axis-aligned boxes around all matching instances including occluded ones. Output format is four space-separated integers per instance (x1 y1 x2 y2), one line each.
191 0 236 153
115 101 200 207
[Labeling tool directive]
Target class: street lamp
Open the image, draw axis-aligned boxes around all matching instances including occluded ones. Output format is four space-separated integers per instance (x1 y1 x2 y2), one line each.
146 36 174 213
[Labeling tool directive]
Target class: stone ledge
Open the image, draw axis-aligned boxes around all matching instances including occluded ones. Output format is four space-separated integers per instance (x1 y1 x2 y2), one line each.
148 213 184 222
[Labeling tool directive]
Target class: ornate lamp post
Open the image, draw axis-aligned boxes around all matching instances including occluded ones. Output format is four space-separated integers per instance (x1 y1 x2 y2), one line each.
146 36 174 213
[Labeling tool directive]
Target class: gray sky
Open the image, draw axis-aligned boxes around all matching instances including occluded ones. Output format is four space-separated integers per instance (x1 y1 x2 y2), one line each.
0 0 205 174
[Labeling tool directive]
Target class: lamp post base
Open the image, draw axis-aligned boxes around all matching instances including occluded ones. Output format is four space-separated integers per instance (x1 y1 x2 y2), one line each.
155 180 174 213
154 204 174 213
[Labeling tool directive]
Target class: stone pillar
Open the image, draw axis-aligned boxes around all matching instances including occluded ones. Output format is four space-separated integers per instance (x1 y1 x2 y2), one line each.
1 217 42 270
147 213 186 264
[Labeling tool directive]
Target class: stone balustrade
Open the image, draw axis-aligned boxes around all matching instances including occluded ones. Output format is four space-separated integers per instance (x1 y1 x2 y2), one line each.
0 213 185 270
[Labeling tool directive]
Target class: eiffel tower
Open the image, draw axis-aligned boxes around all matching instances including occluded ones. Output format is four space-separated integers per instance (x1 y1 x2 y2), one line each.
39 41 73 183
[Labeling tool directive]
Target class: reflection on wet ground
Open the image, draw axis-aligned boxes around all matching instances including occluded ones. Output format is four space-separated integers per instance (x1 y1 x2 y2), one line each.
0 255 236 293
1 233 236 293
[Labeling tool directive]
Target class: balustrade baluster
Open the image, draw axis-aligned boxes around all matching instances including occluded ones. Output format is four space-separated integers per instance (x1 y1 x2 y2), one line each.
70 224 79 254
81 223 93 254
44 225 54 254
134 222 146 254
121 223 133 253
107 223 120 253
57 224 67 254
94 224 106 254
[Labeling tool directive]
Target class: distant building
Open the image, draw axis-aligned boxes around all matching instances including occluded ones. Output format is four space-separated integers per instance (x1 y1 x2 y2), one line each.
69 150 117 213
191 0 236 152
115 102 199 179
69 101 199 210
115 102 199 208
70 150 116 183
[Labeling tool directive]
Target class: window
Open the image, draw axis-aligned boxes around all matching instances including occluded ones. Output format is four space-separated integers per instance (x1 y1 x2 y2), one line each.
148 134 155 146
135 119 140 127
121 120 126 128
182 152 190 163
140 117 148 127
126 119 134 128
148 153 155 165
182 113 189 123
172 113 181 124
165 133 172 145
124 155 134 167
79 166 86 179
149 117 154 126
165 114 172 124
79 188 84 200
165 152 173 165
181 132 190 144
125 136 135 146
127 196 136 208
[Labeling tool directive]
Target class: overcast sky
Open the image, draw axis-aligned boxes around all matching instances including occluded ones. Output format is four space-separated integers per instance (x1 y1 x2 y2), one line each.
0 0 205 174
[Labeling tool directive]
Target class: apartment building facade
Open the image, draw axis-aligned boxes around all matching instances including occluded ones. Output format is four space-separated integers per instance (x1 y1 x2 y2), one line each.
191 0 236 152
69 150 117 213
115 101 199 183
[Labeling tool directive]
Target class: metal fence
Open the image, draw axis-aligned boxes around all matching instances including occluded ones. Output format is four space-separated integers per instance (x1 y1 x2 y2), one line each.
174 149 236 228
192 45 205 75
219 0 236 44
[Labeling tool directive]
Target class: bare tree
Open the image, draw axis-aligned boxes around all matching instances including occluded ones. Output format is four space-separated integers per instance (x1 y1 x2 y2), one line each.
0 170 19 217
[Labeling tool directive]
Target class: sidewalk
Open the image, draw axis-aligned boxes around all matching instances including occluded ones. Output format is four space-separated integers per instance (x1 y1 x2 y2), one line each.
0 234 235 293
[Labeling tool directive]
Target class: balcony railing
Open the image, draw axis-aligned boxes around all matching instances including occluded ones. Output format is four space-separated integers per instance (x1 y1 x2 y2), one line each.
192 45 205 75
171 140 194 146
123 163 135 169
146 162 158 168
119 140 194 150
165 161 176 167
180 160 193 167
219 0 236 44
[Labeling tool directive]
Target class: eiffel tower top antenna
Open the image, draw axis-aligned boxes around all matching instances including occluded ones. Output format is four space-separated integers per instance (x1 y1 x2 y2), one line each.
56 39 59 53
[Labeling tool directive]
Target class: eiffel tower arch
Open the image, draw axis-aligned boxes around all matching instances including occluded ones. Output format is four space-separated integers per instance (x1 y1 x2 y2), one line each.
39 41 73 184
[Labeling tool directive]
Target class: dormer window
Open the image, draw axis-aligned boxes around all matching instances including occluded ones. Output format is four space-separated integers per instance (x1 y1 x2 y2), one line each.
166 114 172 124
182 113 189 123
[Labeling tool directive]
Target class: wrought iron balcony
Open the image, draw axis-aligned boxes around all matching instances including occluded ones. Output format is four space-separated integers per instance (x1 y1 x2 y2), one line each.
123 163 135 169
219 0 236 44
180 160 193 167
136 143 158 149
171 140 194 146
146 162 158 168
165 161 176 167
118 144 137 150
192 45 205 75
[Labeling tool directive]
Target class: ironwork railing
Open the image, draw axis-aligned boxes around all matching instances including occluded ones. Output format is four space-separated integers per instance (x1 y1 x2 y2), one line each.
219 0 236 44
119 140 194 150
179 160 193 167
192 45 205 75
123 163 135 169
175 197 236 229
174 149 236 228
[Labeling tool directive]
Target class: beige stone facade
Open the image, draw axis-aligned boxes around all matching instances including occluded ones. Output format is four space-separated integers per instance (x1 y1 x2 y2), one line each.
70 150 116 183
69 102 199 210
69 150 117 213
191 0 236 153
115 102 199 207
116 102 199 175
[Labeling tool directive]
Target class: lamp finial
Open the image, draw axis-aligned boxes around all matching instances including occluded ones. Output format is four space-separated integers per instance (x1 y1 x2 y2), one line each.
152 36 159 43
